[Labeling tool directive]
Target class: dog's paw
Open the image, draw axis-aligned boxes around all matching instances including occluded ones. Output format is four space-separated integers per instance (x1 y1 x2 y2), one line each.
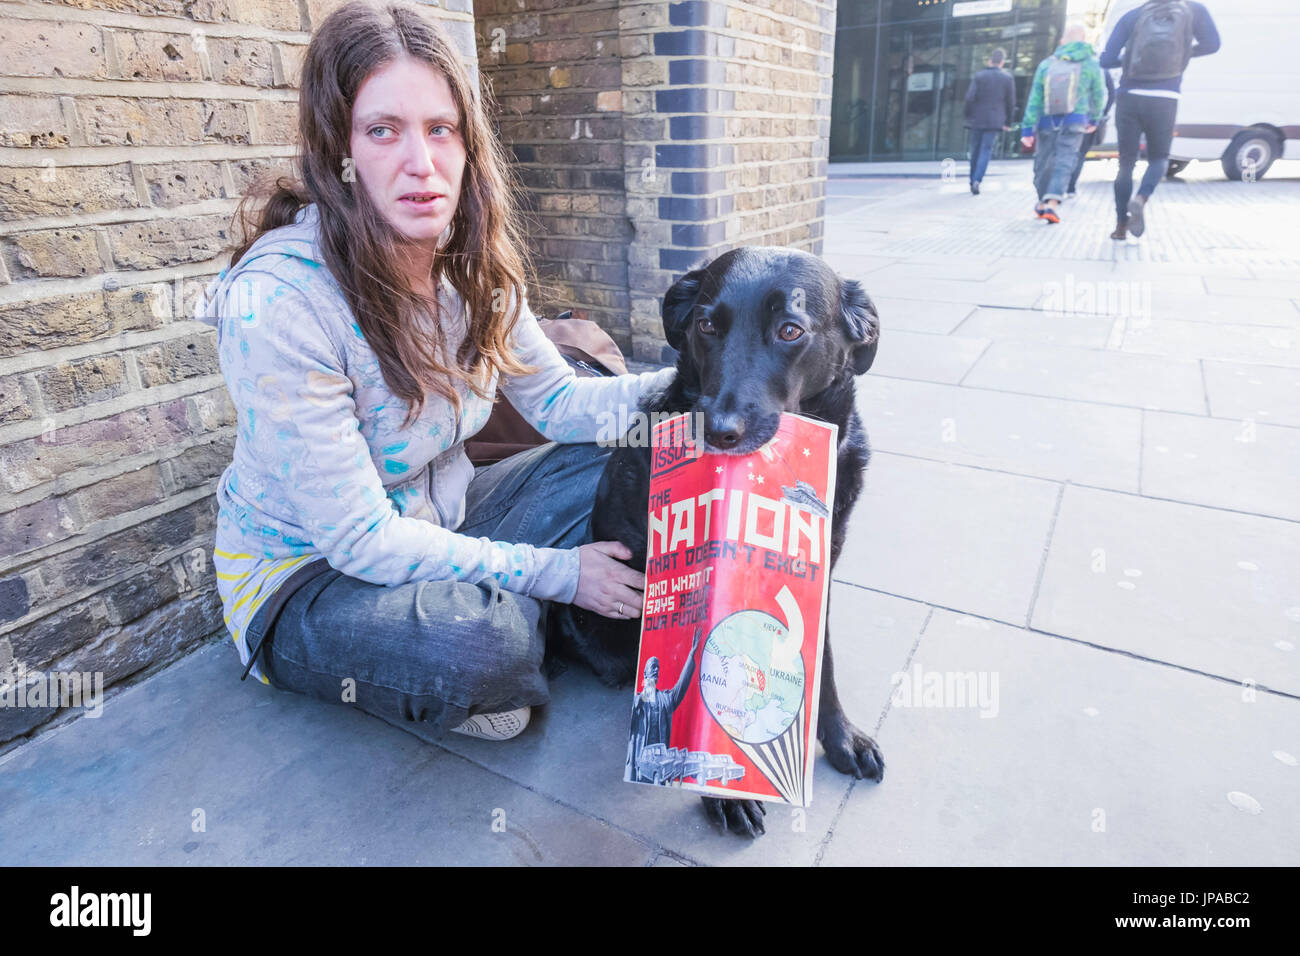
701 796 766 838
821 718 885 782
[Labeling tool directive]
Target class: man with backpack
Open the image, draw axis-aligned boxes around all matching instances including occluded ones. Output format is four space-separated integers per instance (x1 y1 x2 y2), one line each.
963 47 1017 195
1100 0 1221 239
1020 22 1106 224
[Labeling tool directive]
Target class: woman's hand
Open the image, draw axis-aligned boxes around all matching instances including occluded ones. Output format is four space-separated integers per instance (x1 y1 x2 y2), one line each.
574 541 644 619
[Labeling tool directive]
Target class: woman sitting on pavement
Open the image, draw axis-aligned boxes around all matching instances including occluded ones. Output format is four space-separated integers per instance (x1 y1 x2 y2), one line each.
199 1 672 742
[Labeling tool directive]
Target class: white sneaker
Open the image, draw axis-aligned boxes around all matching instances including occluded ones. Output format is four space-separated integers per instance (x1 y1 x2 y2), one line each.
450 706 531 740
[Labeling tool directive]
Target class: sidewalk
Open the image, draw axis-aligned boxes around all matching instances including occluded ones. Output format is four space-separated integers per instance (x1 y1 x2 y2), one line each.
3 158 1297 865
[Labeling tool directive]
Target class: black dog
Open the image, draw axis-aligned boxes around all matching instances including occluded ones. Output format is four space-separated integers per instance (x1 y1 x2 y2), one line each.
551 246 883 837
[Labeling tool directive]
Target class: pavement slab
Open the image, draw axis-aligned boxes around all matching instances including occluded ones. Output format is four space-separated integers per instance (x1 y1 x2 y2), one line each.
1122 318 1300 368
872 296 976 335
962 341 1208 413
1203 359 1300 429
869 329 991 385
820 609 1300 866
0 644 658 866
837 452 1060 624
954 306 1118 349
1031 484 1300 696
1142 410 1300 522
857 376 1142 492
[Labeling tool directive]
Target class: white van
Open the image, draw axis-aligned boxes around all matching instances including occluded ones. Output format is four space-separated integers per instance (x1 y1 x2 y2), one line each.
1097 0 1300 180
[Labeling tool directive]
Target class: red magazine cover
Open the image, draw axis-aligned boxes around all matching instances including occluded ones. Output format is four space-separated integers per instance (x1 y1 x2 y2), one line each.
624 412 838 806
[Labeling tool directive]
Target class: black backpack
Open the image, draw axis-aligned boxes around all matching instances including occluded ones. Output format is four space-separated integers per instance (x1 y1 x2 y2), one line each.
1123 0 1195 82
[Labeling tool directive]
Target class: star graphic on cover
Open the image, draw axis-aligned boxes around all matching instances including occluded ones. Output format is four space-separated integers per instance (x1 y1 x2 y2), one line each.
746 472 755 481
756 475 764 484
715 466 723 474
802 447 810 457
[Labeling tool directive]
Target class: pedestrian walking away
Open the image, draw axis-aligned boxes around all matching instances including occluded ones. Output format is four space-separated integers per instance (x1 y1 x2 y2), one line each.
1100 0 1221 239
963 47 1017 195
1020 22 1106 224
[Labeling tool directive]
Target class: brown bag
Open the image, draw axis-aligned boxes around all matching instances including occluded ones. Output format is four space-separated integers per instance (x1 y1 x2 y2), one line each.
464 312 629 466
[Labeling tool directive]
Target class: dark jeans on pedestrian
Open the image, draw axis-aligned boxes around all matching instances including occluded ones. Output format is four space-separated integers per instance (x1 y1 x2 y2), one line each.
246 440 614 745
1032 119 1086 203
1067 128 1100 194
968 128 999 185
1114 90 1179 221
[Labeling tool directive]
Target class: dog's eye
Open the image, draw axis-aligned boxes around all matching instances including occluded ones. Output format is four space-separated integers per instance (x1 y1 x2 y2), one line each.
697 316 716 335
778 322 804 342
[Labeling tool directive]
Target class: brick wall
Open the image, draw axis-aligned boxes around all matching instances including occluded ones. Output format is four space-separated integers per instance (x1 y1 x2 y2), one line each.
0 0 475 747
474 0 632 351
478 0 834 362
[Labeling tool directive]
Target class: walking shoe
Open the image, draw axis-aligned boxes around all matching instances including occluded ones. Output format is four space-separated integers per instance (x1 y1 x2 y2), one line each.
1110 220 1128 240
1066 191 1077 200
971 181 980 195
451 706 531 740
1040 204 1061 224
1126 195 1147 237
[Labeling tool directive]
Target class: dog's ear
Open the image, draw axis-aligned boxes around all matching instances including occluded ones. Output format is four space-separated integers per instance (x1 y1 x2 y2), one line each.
839 278 880 375
661 267 706 352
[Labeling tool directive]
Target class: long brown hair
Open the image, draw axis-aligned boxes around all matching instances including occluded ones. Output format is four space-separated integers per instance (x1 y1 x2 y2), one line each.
227 0 539 428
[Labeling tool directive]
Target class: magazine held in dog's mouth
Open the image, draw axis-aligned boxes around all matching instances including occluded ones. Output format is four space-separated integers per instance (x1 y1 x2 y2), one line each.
624 411 837 806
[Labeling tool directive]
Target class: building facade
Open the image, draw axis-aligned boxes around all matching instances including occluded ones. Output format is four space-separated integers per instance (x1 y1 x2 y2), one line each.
831 0 1069 162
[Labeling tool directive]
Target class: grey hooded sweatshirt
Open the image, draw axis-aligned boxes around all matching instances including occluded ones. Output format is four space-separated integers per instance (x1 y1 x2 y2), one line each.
196 203 675 683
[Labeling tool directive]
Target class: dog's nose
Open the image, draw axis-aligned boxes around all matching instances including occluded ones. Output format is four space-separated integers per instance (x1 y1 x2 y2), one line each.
705 411 745 450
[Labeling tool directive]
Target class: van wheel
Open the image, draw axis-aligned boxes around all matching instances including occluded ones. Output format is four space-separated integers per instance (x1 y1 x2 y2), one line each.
1165 160 1189 179
1222 129 1280 181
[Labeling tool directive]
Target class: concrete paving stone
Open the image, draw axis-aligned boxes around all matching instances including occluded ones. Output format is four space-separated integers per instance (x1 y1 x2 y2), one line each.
869 329 990 385
865 259 1003 282
857 376 1141 492
987 258 1131 283
820 609 1300 865
870 296 975 335
954 306 1118 349
1142 410 1300 522
838 452 1060 623
819 253 896 277
436 583 926 865
1031 484 1300 696
962 341 1207 413
1131 292 1300 327
1206 277 1300 300
0 644 657 866
1203 359 1300 429
860 276 1043 309
1107 259 1256 279
1121 318 1300 367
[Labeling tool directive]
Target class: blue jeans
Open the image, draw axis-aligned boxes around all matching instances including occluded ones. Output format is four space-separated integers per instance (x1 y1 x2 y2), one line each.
249 440 614 743
1032 119 1086 203
969 128 999 185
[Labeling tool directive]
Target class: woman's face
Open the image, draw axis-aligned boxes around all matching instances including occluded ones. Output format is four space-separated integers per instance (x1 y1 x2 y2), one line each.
349 54 466 248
